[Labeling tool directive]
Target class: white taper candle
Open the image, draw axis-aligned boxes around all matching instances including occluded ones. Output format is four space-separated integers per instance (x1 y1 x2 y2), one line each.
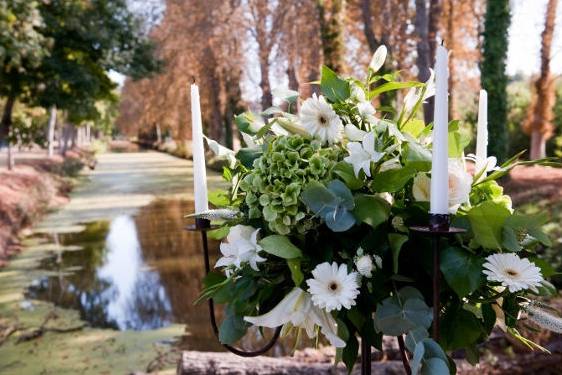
475 89 488 173
191 83 209 213
430 45 449 215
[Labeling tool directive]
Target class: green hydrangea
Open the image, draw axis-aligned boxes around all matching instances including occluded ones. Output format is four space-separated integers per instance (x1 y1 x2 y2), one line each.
240 135 341 235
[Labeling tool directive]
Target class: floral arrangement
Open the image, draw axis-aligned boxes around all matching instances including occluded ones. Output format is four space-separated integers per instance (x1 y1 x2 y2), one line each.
196 46 561 374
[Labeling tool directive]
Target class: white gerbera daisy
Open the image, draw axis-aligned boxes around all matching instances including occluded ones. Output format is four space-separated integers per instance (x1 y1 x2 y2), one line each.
483 253 544 293
307 262 360 312
299 94 343 145
344 132 385 177
215 225 266 272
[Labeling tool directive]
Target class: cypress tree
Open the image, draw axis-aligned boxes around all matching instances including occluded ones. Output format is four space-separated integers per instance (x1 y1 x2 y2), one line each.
481 0 511 162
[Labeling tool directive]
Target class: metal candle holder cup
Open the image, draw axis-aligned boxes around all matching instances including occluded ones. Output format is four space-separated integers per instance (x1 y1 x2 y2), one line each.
189 214 465 374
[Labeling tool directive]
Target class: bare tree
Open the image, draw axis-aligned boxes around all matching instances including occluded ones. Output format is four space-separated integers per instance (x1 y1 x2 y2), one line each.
523 0 559 159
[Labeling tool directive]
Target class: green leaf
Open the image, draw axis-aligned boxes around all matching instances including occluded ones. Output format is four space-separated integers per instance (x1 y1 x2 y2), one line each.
440 247 484 298
236 147 262 168
467 201 512 249
320 65 350 102
372 165 417 192
389 233 408 274
301 181 356 232
207 226 230 240
208 189 230 207
352 194 390 228
259 235 302 259
401 118 426 138
342 333 359 374
347 308 366 330
440 307 483 350
504 212 552 247
234 111 263 135
219 307 248 345
421 358 449 375
405 141 432 172
333 161 364 190
447 120 471 158
369 81 423 98
287 258 304 286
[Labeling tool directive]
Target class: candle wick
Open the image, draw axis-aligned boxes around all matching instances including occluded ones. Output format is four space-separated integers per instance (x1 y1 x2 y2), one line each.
191 76 196 84
441 39 445 46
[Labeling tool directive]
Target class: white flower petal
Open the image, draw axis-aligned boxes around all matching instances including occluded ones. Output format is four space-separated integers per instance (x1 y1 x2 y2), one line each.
369 45 387 73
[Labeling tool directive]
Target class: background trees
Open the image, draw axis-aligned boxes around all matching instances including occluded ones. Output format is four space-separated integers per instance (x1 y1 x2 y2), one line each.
481 0 511 163
0 0 160 168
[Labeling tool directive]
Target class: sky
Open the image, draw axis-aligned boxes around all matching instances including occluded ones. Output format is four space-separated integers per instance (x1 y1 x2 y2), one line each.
507 0 562 75
111 0 562 88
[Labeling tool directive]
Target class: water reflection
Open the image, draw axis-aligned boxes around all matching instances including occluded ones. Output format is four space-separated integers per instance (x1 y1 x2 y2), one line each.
98 215 172 330
25 199 310 355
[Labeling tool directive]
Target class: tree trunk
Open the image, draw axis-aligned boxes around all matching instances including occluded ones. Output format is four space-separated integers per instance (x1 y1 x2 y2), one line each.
528 0 558 159
361 0 378 53
481 0 510 163
316 0 346 74
156 123 162 143
446 0 457 119
415 0 433 124
1 94 16 170
47 105 57 157
202 46 224 142
259 53 272 110
428 0 442 64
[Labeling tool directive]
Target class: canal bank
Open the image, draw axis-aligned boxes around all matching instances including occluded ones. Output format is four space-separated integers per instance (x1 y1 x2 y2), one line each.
0 149 225 374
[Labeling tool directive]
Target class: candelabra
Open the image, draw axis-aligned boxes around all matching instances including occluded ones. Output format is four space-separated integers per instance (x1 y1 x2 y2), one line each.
189 213 465 375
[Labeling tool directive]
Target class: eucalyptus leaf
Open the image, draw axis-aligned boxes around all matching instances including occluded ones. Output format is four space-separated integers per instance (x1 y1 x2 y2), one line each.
421 358 449 375
411 342 425 375
236 147 263 168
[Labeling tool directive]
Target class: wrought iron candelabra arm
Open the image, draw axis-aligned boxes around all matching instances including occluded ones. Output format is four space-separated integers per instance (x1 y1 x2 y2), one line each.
188 218 281 357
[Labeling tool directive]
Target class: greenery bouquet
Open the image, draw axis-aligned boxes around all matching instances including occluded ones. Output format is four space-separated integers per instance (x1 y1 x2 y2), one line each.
195 46 561 374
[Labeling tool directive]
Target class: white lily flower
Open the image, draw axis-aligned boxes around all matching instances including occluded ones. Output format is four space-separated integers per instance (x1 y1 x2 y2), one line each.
241 132 257 148
344 124 367 142
351 85 367 102
403 69 435 113
215 225 266 272
369 45 387 73
357 101 377 124
244 287 346 348
344 132 385 177
204 136 237 168
466 153 499 180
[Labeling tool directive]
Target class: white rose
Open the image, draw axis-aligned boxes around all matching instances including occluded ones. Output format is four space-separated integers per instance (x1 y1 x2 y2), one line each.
412 173 431 202
448 159 473 212
355 255 374 278
412 159 473 213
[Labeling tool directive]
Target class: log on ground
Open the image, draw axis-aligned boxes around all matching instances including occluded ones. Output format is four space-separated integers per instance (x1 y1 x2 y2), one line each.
177 351 406 375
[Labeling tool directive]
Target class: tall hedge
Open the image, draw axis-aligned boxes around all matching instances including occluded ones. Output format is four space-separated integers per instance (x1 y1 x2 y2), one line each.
481 0 511 162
